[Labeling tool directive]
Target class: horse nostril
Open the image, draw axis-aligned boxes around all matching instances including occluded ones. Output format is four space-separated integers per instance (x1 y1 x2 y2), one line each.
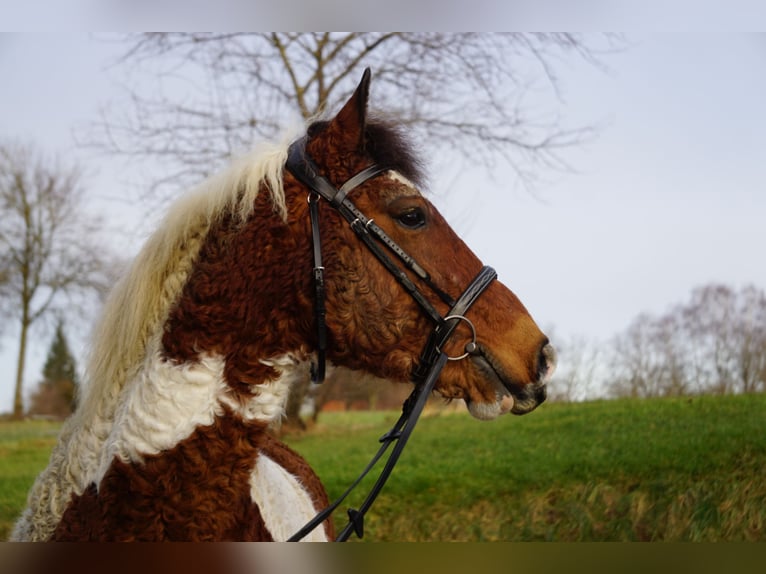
537 343 557 381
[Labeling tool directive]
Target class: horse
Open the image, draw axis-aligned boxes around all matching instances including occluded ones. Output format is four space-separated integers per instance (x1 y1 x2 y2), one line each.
11 69 556 542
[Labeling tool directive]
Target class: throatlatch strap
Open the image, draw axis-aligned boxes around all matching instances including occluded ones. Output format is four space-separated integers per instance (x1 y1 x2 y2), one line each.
308 193 327 383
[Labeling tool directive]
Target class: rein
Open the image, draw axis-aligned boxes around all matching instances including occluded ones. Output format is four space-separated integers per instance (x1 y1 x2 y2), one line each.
285 137 497 541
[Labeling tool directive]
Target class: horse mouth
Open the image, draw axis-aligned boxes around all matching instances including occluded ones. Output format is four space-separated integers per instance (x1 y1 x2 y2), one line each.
471 345 547 416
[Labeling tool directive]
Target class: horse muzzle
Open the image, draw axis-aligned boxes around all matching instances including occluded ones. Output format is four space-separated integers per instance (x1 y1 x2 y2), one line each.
472 341 556 416
511 342 556 414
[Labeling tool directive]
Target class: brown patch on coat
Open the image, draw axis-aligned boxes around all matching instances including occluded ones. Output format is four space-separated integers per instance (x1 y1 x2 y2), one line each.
161 191 316 395
52 412 332 541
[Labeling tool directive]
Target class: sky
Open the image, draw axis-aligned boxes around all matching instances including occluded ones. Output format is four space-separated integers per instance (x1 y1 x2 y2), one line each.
1 33 765 412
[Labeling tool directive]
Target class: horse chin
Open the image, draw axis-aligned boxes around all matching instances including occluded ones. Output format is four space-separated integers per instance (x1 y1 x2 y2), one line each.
466 351 547 419
465 395 513 421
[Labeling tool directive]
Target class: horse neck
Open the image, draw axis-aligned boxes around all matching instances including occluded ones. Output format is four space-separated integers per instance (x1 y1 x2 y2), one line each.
79 187 310 476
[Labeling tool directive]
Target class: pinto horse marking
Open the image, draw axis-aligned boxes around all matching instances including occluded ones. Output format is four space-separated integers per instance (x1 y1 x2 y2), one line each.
13 69 555 542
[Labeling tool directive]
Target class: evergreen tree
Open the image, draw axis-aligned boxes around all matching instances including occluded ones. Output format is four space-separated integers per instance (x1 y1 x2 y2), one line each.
28 320 78 418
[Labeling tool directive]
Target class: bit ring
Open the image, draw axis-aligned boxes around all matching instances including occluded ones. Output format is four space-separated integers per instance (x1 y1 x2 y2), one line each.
437 315 478 361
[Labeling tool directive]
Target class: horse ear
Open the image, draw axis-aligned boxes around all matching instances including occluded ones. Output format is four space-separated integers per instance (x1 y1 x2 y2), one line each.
329 67 371 152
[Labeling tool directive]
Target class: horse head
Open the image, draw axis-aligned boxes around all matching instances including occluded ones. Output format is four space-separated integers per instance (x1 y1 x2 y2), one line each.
158 69 554 422
284 69 556 419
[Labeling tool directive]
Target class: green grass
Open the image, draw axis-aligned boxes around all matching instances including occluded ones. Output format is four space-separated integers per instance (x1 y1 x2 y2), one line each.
0 419 62 540
286 394 766 541
1 395 765 541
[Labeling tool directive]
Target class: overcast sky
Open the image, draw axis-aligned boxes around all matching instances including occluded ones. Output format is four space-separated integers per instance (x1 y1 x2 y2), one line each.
1 33 765 412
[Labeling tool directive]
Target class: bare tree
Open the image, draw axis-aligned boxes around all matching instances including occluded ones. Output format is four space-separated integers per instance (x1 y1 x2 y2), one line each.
654 312 691 396
681 285 737 394
0 141 111 419
608 283 766 399
682 284 766 395
547 331 600 402
609 313 665 399
88 32 624 202
735 285 766 393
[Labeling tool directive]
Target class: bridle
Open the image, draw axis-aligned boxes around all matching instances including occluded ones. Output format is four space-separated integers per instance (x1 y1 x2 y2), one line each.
284 136 497 541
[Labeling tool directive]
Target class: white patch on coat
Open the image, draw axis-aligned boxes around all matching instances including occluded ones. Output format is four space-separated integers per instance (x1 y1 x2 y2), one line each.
95 351 309 483
386 170 419 191
249 454 328 542
222 353 312 423
96 352 228 480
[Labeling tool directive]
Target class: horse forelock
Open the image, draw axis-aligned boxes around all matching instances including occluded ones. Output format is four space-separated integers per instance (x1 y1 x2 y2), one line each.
307 116 426 189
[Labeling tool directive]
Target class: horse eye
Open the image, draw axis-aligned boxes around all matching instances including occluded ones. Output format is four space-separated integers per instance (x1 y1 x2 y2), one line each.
396 208 427 229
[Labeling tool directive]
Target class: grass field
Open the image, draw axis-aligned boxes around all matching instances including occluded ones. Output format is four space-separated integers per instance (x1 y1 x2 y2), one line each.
0 419 62 541
1 394 764 541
